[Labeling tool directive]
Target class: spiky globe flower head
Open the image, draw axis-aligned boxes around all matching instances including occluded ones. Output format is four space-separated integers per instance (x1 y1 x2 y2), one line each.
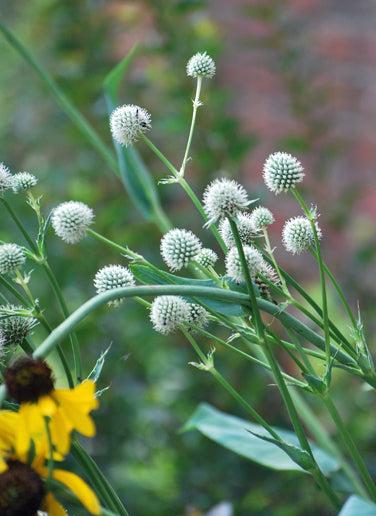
260 262 279 284
249 206 274 231
225 245 265 283
0 163 13 195
282 216 322 255
11 172 38 193
203 178 251 225
0 305 37 346
52 201 94 244
0 243 26 275
263 152 304 194
186 303 209 332
160 228 202 271
110 104 151 147
186 52 216 79
94 264 135 306
219 213 256 248
193 248 218 268
150 296 190 335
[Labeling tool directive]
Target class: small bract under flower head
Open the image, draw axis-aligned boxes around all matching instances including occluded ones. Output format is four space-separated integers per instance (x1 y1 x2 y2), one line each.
0 305 38 346
161 228 202 271
12 172 38 193
94 264 135 306
0 163 13 195
219 213 256 248
52 201 94 244
225 245 265 283
110 104 151 147
186 52 216 79
0 243 26 275
186 303 209 332
263 152 304 194
249 206 274 231
203 178 251 225
150 296 190 335
193 248 218 268
282 216 322 254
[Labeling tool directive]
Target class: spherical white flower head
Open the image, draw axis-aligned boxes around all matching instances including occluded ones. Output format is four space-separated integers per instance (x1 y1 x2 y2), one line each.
12 172 38 193
282 216 322 254
225 245 265 283
219 213 256 248
52 201 94 244
203 178 250 225
260 262 279 284
186 52 216 79
0 305 37 346
94 264 135 306
110 104 151 147
0 244 26 275
263 152 304 194
249 206 274 231
193 248 218 268
161 228 202 271
187 303 209 331
150 296 190 335
0 163 13 195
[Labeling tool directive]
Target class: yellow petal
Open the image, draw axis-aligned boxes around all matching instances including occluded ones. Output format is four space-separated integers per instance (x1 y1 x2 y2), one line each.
16 403 45 457
53 469 100 515
49 408 72 455
0 456 8 473
37 395 57 416
43 493 67 515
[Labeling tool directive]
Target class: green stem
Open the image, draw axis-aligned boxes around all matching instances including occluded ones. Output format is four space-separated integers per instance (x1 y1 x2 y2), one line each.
72 440 129 515
262 228 289 295
323 396 376 501
179 77 202 178
87 228 141 260
293 188 331 371
182 330 281 441
228 216 340 508
41 261 82 381
141 135 227 253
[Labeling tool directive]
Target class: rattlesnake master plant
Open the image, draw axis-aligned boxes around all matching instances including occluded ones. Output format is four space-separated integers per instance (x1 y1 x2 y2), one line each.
0 40 374 515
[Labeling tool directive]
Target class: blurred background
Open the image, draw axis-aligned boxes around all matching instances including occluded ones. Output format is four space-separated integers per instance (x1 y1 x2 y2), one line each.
0 1 375 515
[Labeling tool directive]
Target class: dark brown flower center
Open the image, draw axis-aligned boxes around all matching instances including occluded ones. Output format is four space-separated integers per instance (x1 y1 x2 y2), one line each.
0 460 45 516
4 357 54 403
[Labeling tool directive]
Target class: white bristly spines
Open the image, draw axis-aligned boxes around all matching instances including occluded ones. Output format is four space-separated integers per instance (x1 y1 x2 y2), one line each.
186 52 216 79
12 172 38 193
0 244 26 275
193 248 218 268
225 245 265 283
52 201 94 244
219 213 256 248
203 178 251 225
0 163 13 195
110 104 151 147
0 330 5 357
94 265 135 306
161 228 202 271
0 305 37 346
249 206 274 231
150 296 190 335
186 303 209 331
282 216 322 254
263 152 304 194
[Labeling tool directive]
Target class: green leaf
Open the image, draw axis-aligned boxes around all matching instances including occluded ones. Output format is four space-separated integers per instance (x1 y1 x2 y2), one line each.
247 431 315 471
104 47 169 230
88 346 111 382
131 264 245 316
339 496 376 515
183 403 339 476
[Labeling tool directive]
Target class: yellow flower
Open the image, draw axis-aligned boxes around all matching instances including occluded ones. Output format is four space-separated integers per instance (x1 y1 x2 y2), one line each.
0 410 100 515
4 357 98 455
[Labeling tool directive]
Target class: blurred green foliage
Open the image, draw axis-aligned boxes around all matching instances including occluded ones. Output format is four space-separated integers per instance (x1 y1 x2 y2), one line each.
0 1 374 515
